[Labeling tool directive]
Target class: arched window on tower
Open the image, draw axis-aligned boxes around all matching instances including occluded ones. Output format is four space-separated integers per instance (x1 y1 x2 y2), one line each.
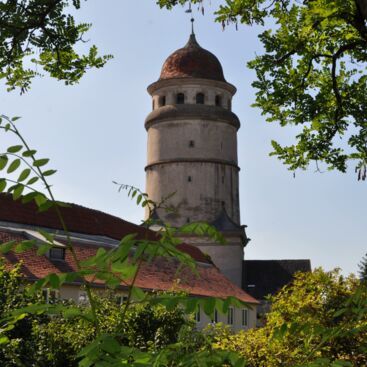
227 99 232 111
176 93 185 104
158 95 166 107
215 95 222 107
196 92 204 104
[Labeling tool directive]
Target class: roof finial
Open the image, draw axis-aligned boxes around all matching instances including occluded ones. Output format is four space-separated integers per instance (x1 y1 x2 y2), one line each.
191 17 195 35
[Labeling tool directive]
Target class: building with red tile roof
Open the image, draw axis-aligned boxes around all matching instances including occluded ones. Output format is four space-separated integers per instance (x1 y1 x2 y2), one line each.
0 194 258 330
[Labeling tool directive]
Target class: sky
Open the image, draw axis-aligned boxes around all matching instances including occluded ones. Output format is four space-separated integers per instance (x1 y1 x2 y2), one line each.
1 1 366 276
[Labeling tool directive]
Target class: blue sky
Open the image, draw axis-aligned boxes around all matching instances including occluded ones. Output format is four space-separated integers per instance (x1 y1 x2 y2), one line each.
1 1 365 275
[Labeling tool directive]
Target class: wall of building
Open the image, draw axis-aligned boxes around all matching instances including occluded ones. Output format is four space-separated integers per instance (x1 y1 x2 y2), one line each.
49 284 257 331
183 234 244 287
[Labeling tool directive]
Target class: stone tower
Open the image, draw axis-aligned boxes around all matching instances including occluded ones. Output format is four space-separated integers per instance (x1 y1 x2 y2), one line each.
145 30 248 286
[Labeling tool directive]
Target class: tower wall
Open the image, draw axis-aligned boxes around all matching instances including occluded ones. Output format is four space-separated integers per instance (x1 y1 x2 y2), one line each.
145 36 247 287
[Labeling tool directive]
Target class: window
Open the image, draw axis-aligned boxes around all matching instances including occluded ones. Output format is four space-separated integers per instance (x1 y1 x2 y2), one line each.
189 140 195 148
176 93 185 104
49 247 65 261
158 95 166 107
116 295 128 305
152 99 155 110
211 308 219 323
196 92 204 104
78 291 89 305
42 288 60 304
215 95 222 107
227 307 234 325
195 304 201 323
242 309 248 327
186 217 190 223
188 176 192 182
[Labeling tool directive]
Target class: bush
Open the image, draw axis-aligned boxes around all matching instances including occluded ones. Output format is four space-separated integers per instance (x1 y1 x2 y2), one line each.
209 269 367 367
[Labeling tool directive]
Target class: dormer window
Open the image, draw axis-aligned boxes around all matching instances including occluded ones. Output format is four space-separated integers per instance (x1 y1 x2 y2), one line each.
215 95 222 107
176 93 185 104
196 93 204 104
49 247 65 261
158 95 166 107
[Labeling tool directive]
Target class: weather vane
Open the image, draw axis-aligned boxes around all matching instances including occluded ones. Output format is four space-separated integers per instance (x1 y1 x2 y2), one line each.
185 2 195 35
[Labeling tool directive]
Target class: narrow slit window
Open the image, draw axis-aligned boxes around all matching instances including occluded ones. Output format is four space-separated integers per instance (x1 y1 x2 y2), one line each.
227 307 234 325
188 176 192 182
195 304 201 322
159 95 166 107
196 92 204 104
189 140 195 147
212 308 219 323
176 93 185 104
242 309 248 326
215 95 221 107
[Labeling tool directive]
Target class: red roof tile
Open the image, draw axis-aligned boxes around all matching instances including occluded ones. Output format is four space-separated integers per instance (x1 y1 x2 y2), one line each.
0 230 258 304
0 194 209 263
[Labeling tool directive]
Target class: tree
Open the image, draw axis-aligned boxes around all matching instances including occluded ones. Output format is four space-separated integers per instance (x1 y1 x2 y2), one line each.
208 269 367 366
358 253 367 282
158 0 367 179
0 0 111 93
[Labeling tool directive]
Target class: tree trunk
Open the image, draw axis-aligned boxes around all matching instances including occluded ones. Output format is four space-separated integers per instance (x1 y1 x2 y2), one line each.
356 0 367 21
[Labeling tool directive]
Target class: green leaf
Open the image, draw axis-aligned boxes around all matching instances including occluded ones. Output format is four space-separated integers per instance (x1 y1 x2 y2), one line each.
0 240 17 254
0 179 6 192
15 240 36 253
21 192 39 204
0 156 8 170
12 184 24 200
49 273 60 289
37 243 54 256
7 158 21 173
0 336 9 345
131 286 146 301
33 158 49 167
17 168 31 182
26 176 39 185
7 145 23 153
22 149 37 157
43 169 57 176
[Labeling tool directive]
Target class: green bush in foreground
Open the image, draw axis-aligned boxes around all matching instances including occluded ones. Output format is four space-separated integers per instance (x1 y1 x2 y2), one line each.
208 269 367 367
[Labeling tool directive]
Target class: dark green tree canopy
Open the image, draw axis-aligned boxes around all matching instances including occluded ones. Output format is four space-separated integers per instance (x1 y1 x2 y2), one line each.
0 0 111 93
158 0 367 179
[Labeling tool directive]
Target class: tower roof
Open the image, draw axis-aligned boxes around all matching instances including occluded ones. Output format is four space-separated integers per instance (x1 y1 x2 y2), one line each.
159 34 226 82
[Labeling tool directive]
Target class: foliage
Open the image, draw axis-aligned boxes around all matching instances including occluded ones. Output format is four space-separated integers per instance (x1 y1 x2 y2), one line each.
31 296 189 367
358 253 367 282
0 0 111 93
0 261 48 366
157 0 367 178
209 269 367 367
